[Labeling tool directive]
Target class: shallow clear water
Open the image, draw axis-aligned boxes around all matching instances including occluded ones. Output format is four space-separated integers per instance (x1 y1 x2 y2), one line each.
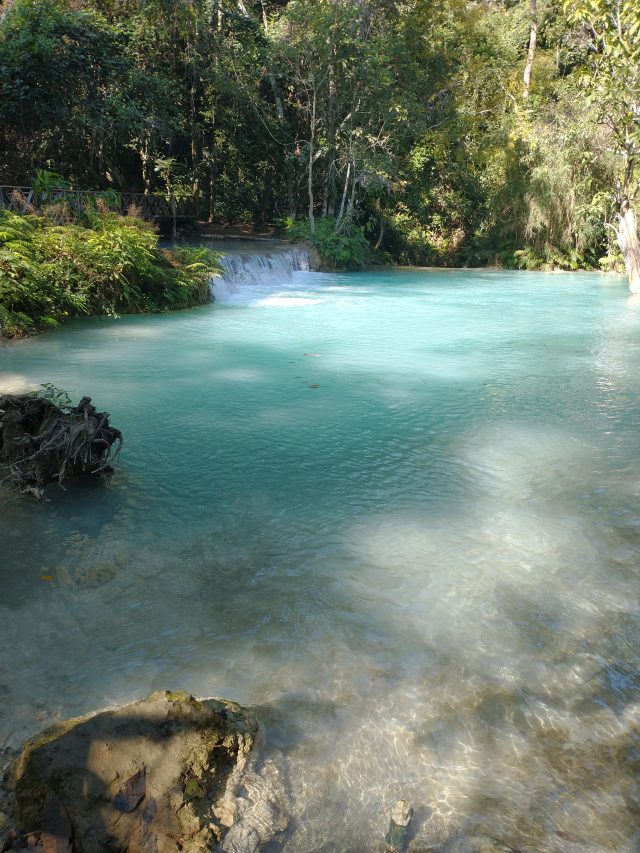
2 266 640 851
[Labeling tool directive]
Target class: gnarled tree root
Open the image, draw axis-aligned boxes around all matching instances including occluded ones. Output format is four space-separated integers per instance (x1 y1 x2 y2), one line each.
0 393 123 498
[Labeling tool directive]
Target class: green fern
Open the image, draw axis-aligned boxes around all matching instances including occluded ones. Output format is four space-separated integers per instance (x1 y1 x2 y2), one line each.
0 209 220 336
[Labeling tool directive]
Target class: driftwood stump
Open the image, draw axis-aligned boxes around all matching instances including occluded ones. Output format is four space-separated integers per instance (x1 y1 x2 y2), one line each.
0 393 123 497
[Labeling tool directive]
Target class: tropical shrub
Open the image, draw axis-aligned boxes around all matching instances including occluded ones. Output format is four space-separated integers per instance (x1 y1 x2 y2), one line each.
286 218 370 270
0 210 220 337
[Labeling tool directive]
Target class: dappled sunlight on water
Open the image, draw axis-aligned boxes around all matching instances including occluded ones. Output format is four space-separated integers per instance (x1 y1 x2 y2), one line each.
1 267 639 850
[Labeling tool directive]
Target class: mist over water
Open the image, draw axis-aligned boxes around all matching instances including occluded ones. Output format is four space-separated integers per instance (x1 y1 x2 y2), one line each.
1 262 640 850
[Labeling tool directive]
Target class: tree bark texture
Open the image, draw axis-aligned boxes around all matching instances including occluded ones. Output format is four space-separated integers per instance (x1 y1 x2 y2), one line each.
618 203 640 293
308 86 316 234
523 0 537 99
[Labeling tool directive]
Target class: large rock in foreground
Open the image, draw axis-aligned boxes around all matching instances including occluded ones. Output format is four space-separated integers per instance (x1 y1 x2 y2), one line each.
9 691 258 852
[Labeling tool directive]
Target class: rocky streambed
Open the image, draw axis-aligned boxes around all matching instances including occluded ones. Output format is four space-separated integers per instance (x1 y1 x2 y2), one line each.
0 692 548 853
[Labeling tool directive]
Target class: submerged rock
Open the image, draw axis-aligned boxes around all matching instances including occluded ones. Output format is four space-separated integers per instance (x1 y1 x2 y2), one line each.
220 751 289 853
8 691 259 852
385 799 413 852
441 837 515 853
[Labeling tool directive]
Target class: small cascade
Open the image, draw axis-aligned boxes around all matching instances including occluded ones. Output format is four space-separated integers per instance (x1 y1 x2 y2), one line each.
210 246 311 303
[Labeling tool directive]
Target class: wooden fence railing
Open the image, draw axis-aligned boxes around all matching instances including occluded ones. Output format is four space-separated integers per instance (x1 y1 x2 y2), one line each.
0 186 198 220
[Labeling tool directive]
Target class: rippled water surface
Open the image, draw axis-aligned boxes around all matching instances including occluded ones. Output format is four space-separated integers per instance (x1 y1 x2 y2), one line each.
2 266 640 851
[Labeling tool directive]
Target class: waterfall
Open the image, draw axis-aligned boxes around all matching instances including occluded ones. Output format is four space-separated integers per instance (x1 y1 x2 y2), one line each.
210 246 312 303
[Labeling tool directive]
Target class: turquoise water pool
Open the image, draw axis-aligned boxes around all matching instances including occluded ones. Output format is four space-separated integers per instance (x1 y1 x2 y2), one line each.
1 265 639 850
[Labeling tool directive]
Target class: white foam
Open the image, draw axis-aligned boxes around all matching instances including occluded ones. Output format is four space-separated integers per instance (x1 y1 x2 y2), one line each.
211 247 312 305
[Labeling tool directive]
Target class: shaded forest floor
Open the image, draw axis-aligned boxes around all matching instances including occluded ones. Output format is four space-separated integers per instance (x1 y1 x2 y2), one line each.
196 222 282 241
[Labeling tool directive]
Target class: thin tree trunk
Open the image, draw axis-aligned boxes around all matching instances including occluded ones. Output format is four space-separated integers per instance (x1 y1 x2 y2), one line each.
335 162 356 235
208 164 216 223
191 107 200 207
261 1 285 120
259 172 271 227
323 35 337 217
267 73 284 121
208 98 217 222
523 0 537 99
618 203 640 293
374 197 385 250
287 154 296 220
308 85 316 235
140 134 152 196
191 83 200 206
170 194 177 241
322 163 332 218
345 163 357 222
98 139 105 183
335 160 351 231
188 22 200 209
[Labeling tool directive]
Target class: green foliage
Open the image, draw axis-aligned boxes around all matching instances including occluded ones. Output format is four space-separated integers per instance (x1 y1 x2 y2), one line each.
513 246 589 271
38 383 74 411
0 210 220 337
0 0 635 271
33 170 70 197
0 0 128 185
563 0 640 235
287 217 370 270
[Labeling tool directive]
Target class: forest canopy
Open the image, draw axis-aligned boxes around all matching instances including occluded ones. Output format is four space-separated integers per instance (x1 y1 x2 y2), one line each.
0 0 638 276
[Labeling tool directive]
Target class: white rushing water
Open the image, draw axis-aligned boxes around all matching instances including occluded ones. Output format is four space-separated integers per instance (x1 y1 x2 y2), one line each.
1 262 639 851
213 245 311 304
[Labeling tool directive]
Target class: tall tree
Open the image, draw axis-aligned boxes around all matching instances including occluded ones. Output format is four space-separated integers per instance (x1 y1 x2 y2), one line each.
0 0 129 185
523 0 538 97
565 0 640 291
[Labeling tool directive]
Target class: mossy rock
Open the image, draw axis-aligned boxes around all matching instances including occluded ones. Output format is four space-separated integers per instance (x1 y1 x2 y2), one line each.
9 691 257 852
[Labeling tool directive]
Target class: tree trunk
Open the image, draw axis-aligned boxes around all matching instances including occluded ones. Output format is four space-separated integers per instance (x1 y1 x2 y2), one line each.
208 163 216 223
374 197 385 251
140 135 152 196
523 0 537 99
335 160 351 232
170 194 177 241
261 1 285 121
618 203 640 293
308 86 316 235
189 27 200 209
191 81 200 207
345 163 357 223
287 154 296 220
208 95 218 223
323 37 337 218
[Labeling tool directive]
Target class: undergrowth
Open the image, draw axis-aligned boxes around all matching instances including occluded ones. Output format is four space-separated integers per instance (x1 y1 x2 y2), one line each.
286 217 370 270
0 210 221 337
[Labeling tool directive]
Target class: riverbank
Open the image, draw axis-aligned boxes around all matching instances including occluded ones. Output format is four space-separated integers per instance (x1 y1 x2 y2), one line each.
0 210 221 339
0 692 512 853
